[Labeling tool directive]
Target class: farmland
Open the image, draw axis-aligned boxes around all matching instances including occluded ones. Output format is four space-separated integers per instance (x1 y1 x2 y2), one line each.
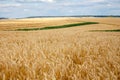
0 17 120 80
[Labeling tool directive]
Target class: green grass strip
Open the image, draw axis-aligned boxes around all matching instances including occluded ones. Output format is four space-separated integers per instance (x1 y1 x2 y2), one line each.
90 29 120 32
16 22 99 31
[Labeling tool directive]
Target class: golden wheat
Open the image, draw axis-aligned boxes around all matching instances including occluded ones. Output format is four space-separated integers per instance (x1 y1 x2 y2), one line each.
0 18 120 80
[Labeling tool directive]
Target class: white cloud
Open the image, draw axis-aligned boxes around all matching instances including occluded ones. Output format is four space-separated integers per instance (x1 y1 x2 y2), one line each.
41 0 55 3
17 0 55 3
107 4 112 7
23 9 29 11
0 0 120 18
90 0 105 2
0 4 21 8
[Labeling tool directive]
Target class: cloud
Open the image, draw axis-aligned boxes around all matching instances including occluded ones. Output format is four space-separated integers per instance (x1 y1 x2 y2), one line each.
57 1 104 7
0 3 21 8
23 9 29 11
41 0 55 3
16 0 55 3
0 0 120 18
90 0 105 2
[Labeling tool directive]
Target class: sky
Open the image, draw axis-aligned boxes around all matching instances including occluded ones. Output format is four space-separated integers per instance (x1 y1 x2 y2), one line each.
0 0 120 18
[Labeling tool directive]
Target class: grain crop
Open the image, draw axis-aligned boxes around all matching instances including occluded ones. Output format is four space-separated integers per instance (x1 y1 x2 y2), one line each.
0 17 120 80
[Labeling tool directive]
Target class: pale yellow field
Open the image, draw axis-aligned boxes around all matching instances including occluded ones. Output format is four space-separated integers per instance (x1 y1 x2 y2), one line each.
0 17 120 80
0 17 120 31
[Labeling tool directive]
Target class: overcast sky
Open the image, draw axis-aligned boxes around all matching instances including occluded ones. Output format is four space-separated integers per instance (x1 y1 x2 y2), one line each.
0 0 120 18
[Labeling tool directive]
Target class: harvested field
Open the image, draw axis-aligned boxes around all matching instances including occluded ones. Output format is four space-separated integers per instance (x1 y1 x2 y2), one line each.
0 17 120 80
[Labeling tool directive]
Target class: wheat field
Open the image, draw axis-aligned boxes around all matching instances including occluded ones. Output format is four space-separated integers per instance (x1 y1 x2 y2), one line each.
0 17 120 80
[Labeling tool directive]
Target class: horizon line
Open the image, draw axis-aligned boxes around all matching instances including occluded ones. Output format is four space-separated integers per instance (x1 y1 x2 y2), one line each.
0 15 120 19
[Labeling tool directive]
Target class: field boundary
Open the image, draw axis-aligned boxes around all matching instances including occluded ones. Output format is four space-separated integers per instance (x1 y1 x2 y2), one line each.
90 29 120 32
15 22 99 31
